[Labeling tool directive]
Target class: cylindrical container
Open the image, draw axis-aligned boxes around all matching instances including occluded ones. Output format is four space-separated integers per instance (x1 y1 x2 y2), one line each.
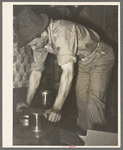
40 90 54 109
29 113 47 132
20 115 29 126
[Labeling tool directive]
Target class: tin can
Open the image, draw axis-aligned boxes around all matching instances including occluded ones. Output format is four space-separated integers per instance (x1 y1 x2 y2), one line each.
20 115 29 126
40 90 54 109
29 113 47 132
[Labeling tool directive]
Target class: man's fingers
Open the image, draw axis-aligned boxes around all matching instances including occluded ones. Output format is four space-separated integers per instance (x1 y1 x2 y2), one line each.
48 112 54 121
16 107 22 113
54 114 60 122
44 109 52 118
16 105 21 112
52 114 59 122
48 112 61 122
16 102 29 113
44 113 48 118
44 109 61 122
57 115 61 122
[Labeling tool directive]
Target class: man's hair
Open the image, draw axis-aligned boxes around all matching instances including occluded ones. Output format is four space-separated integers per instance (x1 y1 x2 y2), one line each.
35 33 41 38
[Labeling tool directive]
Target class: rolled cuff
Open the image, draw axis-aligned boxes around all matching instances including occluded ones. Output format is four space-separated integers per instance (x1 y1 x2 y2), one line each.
31 62 45 72
57 55 77 66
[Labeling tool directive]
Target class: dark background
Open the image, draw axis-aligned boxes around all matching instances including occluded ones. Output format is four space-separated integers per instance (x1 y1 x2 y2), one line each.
13 5 118 130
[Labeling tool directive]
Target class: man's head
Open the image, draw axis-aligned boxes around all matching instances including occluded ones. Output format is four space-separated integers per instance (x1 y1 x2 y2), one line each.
14 8 49 48
28 30 49 50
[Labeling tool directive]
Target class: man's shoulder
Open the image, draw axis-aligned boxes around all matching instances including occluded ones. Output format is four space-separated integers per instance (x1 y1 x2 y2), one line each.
52 20 75 31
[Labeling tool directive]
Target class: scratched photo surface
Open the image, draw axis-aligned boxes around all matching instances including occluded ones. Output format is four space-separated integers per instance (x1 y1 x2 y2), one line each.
3 2 120 148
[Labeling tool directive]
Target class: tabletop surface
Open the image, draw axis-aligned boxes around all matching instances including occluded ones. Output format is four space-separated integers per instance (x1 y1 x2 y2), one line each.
13 121 84 146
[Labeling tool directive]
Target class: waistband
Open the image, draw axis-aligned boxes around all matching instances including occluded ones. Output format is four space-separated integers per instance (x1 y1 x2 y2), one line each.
81 43 100 61
81 41 112 62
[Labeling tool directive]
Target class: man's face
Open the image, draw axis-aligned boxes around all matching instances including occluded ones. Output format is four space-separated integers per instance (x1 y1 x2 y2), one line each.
28 30 48 50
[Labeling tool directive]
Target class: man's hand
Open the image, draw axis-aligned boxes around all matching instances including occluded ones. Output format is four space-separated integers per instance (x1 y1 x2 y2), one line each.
16 102 29 113
44 108 61 122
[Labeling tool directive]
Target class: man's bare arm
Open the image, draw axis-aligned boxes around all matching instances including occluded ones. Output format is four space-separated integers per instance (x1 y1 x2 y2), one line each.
16 71 42 112
44 62 74 122
26 71 42 104
53 61 74 110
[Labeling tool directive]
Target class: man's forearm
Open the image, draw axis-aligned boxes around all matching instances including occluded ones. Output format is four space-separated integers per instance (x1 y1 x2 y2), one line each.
26 71 42 104
53 62 74 110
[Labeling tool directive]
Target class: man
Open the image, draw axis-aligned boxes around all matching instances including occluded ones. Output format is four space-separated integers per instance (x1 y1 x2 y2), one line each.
15 8 115 133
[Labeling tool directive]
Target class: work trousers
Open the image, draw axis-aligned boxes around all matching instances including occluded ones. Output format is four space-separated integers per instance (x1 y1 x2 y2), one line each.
75 42 115 133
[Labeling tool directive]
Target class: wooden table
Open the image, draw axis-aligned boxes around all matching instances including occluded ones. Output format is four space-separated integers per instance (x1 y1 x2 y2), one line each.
13 122 84 146
13 107 84 146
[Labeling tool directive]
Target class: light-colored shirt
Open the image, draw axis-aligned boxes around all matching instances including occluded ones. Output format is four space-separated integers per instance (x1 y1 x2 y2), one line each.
31 19 100 72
